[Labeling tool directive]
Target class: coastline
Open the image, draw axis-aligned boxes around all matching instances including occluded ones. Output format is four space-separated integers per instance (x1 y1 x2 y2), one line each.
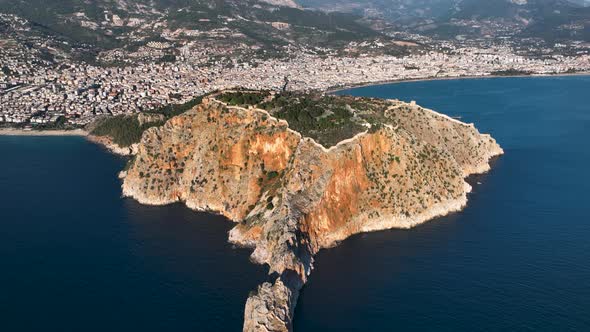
0 128 136 156
1 72 588 138
0 128 88 136
326 71 590 94
86 135 138 156
119 96 504 331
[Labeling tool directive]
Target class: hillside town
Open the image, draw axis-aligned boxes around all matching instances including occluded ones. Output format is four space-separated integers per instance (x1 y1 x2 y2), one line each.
2 15 590 127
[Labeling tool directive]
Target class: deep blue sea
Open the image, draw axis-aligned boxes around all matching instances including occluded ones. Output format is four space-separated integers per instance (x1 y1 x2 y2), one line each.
1 76 589 331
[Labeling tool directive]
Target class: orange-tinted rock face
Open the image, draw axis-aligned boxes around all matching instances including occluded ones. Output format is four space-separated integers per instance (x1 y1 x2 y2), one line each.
121 96 503 332
123 99 301 222
280 126 469 252
300 145 369 245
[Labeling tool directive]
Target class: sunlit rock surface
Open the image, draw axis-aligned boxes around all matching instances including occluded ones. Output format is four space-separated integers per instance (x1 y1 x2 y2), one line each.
121 93 503 331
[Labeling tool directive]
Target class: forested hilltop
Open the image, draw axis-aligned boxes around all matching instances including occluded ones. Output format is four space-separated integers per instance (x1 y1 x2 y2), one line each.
89 95 206 148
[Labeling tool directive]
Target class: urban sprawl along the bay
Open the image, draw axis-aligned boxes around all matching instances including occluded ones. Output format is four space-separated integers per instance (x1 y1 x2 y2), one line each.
1 15 589 128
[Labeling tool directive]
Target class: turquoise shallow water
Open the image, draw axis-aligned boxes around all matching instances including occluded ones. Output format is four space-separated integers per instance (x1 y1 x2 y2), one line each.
1 76 589 331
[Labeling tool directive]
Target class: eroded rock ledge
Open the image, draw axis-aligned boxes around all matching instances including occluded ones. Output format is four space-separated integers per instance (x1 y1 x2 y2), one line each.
120 93 503 331
87 135 138 156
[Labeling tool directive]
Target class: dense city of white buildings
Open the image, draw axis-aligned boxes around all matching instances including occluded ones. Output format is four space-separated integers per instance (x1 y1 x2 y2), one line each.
2 41 589 127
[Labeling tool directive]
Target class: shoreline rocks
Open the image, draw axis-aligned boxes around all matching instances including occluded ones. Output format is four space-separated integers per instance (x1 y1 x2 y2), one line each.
120 96 503 331
87 135 138 156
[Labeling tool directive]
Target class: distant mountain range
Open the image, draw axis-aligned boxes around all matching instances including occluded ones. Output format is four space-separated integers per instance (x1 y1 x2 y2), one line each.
299 0 590 41
0 0 381 53
298 0 590 18
1 0 588 63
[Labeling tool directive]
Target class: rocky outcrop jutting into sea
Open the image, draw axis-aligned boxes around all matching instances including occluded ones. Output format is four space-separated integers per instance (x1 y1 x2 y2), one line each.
120 93 503 331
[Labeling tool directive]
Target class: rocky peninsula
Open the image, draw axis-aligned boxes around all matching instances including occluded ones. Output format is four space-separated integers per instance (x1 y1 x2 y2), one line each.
118 91 503 331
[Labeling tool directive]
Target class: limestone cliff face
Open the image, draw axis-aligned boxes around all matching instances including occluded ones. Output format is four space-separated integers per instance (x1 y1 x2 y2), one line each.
121 96 503 332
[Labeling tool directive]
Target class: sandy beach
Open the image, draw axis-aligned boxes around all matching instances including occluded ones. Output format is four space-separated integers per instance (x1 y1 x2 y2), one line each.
0 128 88 136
